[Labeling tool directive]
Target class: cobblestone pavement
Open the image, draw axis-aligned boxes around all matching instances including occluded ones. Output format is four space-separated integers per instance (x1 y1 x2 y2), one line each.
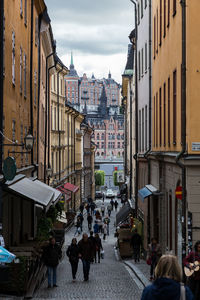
33 199 143 300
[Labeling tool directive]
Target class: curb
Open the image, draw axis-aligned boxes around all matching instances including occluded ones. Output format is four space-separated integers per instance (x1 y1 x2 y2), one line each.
124 260 150 287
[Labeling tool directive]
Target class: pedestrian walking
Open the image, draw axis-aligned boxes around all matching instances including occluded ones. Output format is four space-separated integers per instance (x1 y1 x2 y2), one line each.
102 192 105 202
85 203 91 215
147 238 162 281
110 199 114 210
130 228 142 263
78 233 93 281
66 238 79 282
98 217 103 234
103 216 110 235
74 217 81 236
107 203 112 217
77 212 84 232
94 233 103 263
141 255 194 300
90 201 96 216
114 200 118 211
42 237 62 288
184 240 200 300
88 231 96 263
87 213 93 231
103 222 107 240
93 220 99 234
79 203 84 214
101 203 105 217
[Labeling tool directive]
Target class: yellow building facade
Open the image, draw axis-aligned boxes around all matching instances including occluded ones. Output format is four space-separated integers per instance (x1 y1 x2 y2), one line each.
151 0 200 258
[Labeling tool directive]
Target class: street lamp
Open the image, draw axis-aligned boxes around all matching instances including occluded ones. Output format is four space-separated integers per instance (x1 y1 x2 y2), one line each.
24 133 34 150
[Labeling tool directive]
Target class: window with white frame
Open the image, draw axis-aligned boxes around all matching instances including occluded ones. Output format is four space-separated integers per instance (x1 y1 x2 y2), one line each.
24 53 27 98
12 31 15 85
20 47 22 94
24 0 27 26
20 0 23 17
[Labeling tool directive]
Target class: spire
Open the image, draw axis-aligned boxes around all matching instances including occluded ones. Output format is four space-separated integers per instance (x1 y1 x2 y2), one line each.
108 70 111 79
70 52 73 66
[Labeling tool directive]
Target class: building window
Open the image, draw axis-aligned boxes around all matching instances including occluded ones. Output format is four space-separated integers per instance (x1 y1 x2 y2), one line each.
52 152 54 173
54 107 56 130
141 0 143 18
145 42 147 72
145 0 147 9
157 8 159 51
20 124 23 165
159 87 162 146
24 126 28 164
20 0 23 17
142 108 144 151
12 31 15 85
97 133 100 140
24 53 27 98
118 142 120 148
101 142 105 148
139 110 141 151
24 0 27 26
35 17 38 46
167 0 170 27
173 70 177 144
20 47 22 94
138 2 140 24
138 51 141 80
164 0 166 37
141 48 144 76
145 105 147 150
159 0 162 46
168 77 170 145
173 0 176 16
34 71 37 106
101 133 104 140
164 83 166 146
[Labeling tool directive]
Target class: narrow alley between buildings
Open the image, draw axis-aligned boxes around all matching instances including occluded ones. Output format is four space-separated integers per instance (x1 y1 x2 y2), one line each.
33 198 143 300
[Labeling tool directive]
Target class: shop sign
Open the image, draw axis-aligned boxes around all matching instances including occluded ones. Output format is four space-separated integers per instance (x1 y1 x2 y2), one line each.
175 186 182 200
3 157 16 181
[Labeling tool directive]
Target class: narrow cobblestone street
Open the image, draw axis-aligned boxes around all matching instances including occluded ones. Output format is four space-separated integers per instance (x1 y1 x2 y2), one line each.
33 199 143 300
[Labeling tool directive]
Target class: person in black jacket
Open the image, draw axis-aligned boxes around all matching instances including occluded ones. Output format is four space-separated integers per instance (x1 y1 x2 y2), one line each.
42 237 62 288
130 228 142 263
94 233 103 263
66 238 79 282
78 233 93 281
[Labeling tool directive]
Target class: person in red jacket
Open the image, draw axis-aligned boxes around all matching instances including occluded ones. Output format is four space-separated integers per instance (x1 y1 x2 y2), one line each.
184 240 200 300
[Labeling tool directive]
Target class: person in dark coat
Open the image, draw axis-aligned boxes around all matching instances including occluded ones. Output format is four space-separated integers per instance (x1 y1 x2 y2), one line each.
114 200 118 211
42 237 62 288
74 217 81 236
66 238 79 282
110 199 114 210
90 202 96 216
77 212 84 232
94 233 103 263
130 229 142 263
184 240 200 300
141 255 194 300
78 233 93 281
147 238 162 280
79 203 84 214
87 213 93 231
88 231 96 263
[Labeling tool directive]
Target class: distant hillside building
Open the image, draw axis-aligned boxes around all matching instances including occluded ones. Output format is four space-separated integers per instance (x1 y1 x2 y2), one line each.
65 54 124 159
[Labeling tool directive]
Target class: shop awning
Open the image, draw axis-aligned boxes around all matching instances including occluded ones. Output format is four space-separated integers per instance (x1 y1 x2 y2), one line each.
63 182 79 193
5 176 57 211
138 187 152 201
33 180 62 205
57 187 71 203
116 203 132 226
138 184 160 202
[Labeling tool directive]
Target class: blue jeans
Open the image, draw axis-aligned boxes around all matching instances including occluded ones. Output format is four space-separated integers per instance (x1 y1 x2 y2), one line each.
82 259 90 280
47 266 57 286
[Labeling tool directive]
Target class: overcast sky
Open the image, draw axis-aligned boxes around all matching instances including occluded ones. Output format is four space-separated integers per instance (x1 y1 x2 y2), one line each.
47 0 134 84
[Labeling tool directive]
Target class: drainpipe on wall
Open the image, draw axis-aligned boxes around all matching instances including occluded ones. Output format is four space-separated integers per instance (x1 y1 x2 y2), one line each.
143 0 152 243
74 112 79 210
57 65 63 182
129 80 133 205
176 0 187 259
36 14 42 176
44 52 54 183
47 63 56 185
30 0 34 167
130 0 138 217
